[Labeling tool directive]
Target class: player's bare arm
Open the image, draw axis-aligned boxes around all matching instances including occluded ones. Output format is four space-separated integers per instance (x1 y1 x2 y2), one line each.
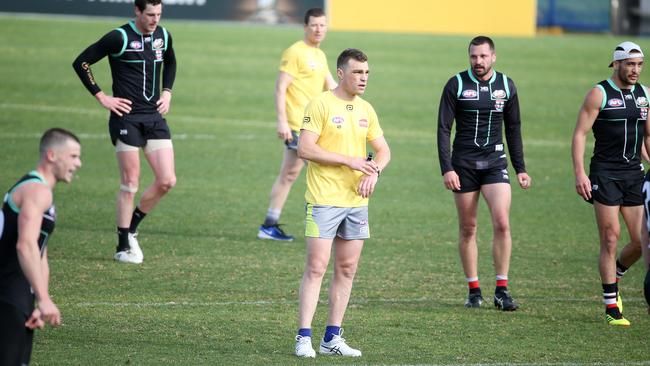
357 136 390 198
297 130 377 175
572 87 603 200
275 71 295 141
14 183 61 327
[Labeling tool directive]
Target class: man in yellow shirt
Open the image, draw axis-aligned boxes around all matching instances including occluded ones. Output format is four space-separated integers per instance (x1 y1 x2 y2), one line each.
258 8 336 241
293 48 390 358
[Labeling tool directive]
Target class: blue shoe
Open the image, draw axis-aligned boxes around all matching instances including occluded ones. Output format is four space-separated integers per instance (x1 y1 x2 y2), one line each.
257 224 294 241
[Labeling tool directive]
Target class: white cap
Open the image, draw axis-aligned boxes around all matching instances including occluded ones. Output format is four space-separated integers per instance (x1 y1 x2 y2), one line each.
609 41 644 67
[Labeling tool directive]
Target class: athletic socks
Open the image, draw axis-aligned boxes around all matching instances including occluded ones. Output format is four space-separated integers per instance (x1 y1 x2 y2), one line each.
466 277 480 292
603 283 621 316
117 227 130 252
496 274 508 293
298 328 312 337
263 208 282 227
323 325 341 342
615 260 629 282
129 207 147 234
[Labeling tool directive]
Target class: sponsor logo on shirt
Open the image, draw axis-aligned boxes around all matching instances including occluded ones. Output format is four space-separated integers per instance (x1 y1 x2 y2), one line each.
346 104 353 111
303 117 311 124
637 96 649 107
495 144 504 152
492 89 507 99
155 49 163 60
358 119 368 127
120 129 128 135
153 38 164 49
332 116 344 124
607 98 624 107
641 107 648 120
494 99 505 111
592 184 599 191
144 36 151 43
308 59 317 70
480 86 489 92
625 94 633 100
129 40 142 49
462 89 477 98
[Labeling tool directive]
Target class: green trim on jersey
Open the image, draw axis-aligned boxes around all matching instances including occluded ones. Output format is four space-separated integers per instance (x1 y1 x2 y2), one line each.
5 171 46 214
111 28 128 58
638 83 649 100
502 74 510 99
455 74 463 98
304 204 320 238
467 69 479 84
128 20 143 36
466 69 497 85
595 84 607 110
162 27 168 51
605 78 635 93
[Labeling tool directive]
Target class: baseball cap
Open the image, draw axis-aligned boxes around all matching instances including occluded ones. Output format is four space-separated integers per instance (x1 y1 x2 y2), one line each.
609 41 644 67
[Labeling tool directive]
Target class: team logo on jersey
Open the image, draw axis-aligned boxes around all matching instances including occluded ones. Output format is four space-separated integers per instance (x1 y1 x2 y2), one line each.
462 89 477 98
625 94 634 100
303 117 311 124
641 107 648 120
607 98 624 107
358 119 368 127
636 96 649 107
129 40 142 49
480 86 489 92
494 99 505 111
308 59 317 70
155 49 163 60
332 116 344 128
153 38 164 49
346 104 353 111
144 36 151 43
492 89 507 99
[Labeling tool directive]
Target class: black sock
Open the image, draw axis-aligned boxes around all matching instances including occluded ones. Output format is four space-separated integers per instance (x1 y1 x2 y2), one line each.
495 286 508 293
129 207 147 234
644 270 650 308
117 227 130 252
616 259 629 280
469 287 482 295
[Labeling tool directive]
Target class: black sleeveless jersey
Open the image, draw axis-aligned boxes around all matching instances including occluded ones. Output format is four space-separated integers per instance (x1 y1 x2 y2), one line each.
437 69 526 175
73 20 177 116
589 79 648 176
0 171 55 316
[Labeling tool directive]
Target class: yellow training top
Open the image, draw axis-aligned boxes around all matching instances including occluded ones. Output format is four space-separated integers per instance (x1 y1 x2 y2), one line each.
301 90 384 207
280 40 330 131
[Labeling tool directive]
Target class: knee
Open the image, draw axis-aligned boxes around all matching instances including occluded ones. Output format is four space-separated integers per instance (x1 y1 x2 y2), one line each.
305 261 328 279
157 175 176 193
493 219 510 236
459 222 477 240
281 169 300 184
335 261 358 280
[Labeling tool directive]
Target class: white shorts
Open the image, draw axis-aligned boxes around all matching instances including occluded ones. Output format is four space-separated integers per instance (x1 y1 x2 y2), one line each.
304 204 369 240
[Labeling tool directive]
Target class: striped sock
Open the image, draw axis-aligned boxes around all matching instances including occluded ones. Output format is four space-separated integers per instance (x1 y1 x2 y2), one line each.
602 283 620 316
467 277 480 293
615 260 628 282
496 274 508 292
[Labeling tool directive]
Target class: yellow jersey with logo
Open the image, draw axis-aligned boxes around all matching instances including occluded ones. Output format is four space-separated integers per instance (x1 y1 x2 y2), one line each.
280 41 330 131
301 91 384 207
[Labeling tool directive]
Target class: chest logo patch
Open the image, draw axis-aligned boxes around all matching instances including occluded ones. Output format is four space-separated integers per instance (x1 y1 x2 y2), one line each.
346 104 353 111
636 96 649 107
153 38 164 49
494 99 505 112
129 40 142 49
480 86 489 92
492 90 507 99
462 89 477 98
358 119 368 127
332 116 344 125
641 107 648 120
607 98 624 107
625 94 634 100
308 59 318 70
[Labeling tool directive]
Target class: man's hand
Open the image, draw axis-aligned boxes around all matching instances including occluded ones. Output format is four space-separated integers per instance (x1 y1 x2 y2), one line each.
443 170 461 191
95 91 132 117
348 157 379 176
517 172 532 189
37 297 61 327
157 90 172 115
575 172 592 200
25 309 45 330
357 173 379 198
277 121 292 141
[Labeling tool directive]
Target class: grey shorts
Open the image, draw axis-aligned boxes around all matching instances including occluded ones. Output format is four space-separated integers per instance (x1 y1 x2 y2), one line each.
284 130 299 151
305 204 369 240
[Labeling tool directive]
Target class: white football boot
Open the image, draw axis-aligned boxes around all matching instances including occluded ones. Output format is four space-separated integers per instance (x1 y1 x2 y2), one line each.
319 329 361 357
294 335 316 358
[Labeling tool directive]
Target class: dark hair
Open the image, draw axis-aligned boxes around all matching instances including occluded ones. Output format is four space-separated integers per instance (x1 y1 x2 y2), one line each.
40 128 80 158
304 8 325 25
135 0 162 12
336 48 368 69
468 35 495 52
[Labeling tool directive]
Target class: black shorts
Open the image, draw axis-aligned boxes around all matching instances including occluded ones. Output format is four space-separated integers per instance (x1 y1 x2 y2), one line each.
0 301 33 366
589 173 643 206
109 114 172 147
284 130 299 151
453 165 510 193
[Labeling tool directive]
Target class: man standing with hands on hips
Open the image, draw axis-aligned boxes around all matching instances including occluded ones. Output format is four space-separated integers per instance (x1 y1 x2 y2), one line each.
293 48 390 358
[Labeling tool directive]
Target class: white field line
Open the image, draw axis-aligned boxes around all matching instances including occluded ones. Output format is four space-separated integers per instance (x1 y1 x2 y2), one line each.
0 102 568 145
65 296 648 308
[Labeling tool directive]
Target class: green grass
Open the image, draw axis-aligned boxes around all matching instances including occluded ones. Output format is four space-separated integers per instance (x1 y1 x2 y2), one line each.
1 14 649 365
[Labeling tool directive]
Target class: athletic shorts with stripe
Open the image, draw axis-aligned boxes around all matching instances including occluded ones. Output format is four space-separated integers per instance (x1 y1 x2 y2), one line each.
305 204 369 240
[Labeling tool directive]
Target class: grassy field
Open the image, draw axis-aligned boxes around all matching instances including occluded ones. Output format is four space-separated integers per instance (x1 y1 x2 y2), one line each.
1 14 649 365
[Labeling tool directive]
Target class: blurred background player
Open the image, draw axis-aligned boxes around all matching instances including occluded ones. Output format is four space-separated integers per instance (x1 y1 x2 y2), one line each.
293 48 390 358
437 36 531 311
572 41 648 326
72 0 177 264
0 128 81 366
257 8 336 241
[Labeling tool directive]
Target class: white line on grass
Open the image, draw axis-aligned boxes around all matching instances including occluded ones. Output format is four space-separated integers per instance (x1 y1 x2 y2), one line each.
65 296 647 308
